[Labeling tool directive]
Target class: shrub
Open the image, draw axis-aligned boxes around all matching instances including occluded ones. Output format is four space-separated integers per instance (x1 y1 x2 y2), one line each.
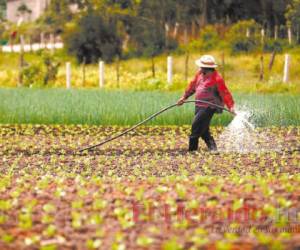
187 25 220 52
129 19 178 57
22 64 44 87
226 20 260 53
263 39 290 52
64 14 122 64
231 38 257 53
21 52 60 87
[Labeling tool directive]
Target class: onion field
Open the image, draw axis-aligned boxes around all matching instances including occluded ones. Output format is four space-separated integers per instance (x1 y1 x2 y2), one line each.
0 89 299 126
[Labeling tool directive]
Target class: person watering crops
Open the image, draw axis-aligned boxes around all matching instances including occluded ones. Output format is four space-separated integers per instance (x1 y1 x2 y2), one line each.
177 55 235 152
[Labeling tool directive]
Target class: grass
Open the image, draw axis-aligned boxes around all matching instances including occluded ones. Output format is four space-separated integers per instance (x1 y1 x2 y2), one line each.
0 88 299 126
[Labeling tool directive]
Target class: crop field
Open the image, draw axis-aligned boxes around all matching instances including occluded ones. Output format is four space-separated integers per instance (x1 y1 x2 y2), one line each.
0 89 300 126
0 125 299 249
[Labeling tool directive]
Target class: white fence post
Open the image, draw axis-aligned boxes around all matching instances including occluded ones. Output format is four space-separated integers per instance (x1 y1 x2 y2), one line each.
283 54 290 83
167 56 173 84
99 61 104 88
66 62 71 89
261 28 265 44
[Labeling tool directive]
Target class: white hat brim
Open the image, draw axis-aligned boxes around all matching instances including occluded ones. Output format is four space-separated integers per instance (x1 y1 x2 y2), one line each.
195 59 218 68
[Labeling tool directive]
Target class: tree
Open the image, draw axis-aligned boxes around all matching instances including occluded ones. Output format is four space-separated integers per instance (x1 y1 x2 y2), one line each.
286 0 300 42
17 3 32 22
286 0 300 28
64 13 122 63
39 0 73 34
0 0 5 21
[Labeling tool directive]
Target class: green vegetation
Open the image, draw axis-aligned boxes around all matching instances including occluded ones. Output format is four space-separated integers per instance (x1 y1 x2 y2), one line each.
65 13 122 63
0 88 299 126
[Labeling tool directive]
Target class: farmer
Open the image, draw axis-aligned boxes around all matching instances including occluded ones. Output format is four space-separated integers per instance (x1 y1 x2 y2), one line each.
177 55 235 152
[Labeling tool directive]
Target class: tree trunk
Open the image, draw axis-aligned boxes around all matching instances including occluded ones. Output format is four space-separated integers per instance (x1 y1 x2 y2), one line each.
184 25 189 45
29 35 33 52
173 22 179 39
40 32 45 49
191 20 196 39
297 24 299 43
200 0 208 27
165 23 170 49
122 33 130 51
274 25 278 40
288 26 292 45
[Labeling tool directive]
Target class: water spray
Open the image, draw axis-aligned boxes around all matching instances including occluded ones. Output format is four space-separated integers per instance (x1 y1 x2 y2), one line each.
79 100 236 152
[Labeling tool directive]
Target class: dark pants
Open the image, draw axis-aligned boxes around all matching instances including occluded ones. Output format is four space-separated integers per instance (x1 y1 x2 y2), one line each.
189 106 217 151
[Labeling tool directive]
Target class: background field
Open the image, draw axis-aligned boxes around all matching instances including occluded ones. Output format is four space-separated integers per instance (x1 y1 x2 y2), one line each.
0 88 299 126
1 51 300 94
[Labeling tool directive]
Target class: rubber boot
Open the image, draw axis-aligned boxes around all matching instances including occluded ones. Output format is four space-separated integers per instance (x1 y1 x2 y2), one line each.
189 137 199 151
206 138 217 152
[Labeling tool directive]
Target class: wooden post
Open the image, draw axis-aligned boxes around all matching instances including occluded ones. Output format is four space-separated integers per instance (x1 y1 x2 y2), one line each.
297 24 299 43
82 57 86 87
66 62 71 89
167 56 173 84
151 56 155 78
99 60 104 88
268 51 276 72
184 52 189 81
283 54 290 83
116 56 120 88
18 35 25 87
259 55 264 81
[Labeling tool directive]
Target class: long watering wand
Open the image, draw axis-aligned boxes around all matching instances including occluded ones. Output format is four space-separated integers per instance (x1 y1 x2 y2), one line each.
79 100 235 152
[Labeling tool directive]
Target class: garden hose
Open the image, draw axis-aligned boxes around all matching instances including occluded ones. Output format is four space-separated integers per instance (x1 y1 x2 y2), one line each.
79 100 235 152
